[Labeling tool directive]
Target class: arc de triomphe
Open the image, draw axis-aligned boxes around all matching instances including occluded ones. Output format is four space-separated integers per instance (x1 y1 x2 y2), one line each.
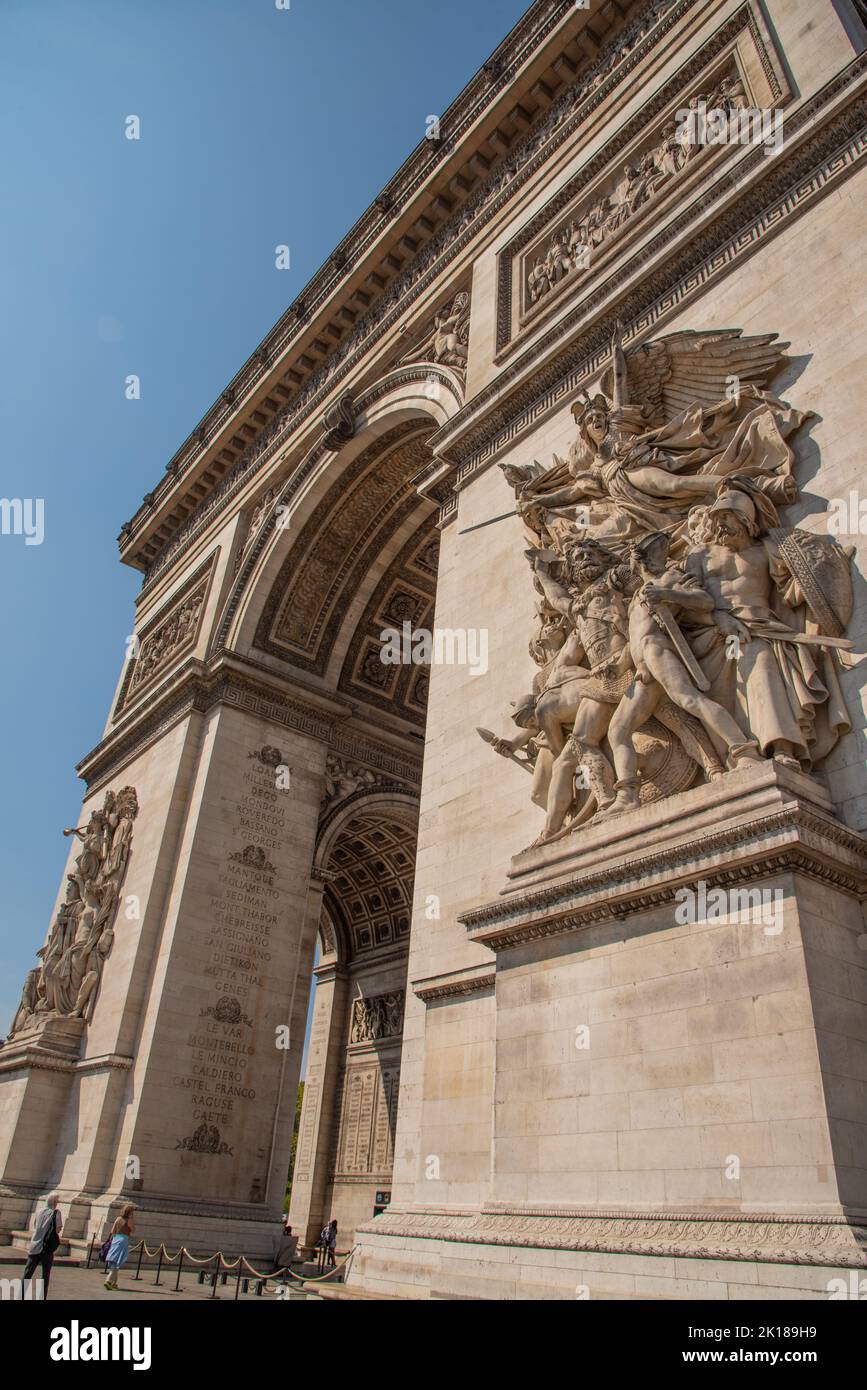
3 0 867 1299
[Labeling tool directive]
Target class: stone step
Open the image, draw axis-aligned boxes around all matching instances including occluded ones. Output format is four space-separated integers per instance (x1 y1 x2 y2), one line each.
309 1283 405 1301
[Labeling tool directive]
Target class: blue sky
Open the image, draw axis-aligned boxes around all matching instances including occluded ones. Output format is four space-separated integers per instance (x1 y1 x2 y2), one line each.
0 0 530 1036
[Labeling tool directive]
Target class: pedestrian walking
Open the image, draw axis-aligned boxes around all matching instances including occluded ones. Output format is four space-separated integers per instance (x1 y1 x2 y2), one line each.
23 1194 62 1299
322 1218 337 1269
103 1203 136 1290
272 1219 298 1273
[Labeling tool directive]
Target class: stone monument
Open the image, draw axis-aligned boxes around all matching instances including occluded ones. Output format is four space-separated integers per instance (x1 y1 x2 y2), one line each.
2 0 866 1297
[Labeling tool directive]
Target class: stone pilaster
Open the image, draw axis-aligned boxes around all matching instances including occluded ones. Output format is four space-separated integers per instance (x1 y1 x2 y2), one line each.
288 955 349 1248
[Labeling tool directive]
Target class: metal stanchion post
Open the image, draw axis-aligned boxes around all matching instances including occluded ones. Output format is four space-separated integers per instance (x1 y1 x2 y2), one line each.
153 1246 164 1287
209 1254 219 1299
134 1242 145 1282
175 1251 184 1292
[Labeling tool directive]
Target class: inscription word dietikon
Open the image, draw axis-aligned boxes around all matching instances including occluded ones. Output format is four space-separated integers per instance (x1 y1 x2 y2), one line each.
483 326 857 847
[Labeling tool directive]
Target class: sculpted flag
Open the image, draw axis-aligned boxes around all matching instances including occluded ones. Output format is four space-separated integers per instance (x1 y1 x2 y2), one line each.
486 325 858 847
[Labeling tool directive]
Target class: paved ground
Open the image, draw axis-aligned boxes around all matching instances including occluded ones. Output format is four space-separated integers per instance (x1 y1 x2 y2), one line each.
2 1260 322 1302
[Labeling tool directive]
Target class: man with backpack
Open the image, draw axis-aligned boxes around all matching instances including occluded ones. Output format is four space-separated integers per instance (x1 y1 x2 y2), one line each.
23 1194 62 1298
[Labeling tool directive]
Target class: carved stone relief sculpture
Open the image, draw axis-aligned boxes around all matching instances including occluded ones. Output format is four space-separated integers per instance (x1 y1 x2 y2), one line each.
400 291 471 374
322 391 356 451
235 487 279 575
349 990 405 1045
7 787 139 1036
321 754 390 812
524 69 751 314
484 326 858 847
119 573 209 710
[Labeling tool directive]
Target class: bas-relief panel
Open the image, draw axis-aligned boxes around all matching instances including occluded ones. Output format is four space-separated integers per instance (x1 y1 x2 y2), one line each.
7 787 140 1044
333 1064 401 1181
114 554 216 716
329 990 405 1182
479 323 858 848
496 4 791 353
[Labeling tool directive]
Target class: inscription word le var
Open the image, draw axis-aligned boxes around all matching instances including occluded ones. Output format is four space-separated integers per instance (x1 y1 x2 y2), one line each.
173 747 289 1150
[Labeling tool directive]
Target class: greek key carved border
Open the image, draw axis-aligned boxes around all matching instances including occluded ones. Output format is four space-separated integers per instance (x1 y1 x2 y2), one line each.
78 665 421 793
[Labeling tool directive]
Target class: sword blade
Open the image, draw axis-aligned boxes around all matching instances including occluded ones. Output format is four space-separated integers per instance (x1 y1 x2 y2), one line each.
652 604 711 691
458 510 518 534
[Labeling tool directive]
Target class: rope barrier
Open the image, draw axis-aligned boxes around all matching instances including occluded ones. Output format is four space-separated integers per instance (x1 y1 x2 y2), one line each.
92 1235 354 1291
275 1248 356 1284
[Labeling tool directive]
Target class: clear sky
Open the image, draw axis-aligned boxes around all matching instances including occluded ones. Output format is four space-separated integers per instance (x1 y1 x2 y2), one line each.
0 0 530 1035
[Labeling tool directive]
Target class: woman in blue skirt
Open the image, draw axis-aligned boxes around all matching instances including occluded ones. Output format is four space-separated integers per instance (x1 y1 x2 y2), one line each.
104 1203 136 1290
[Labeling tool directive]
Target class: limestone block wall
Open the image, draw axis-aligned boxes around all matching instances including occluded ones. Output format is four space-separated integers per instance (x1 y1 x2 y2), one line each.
491 871 857 1213
349 1227 864 1301
391 457 540 1208
110 701 328 1216
392 144 867 1220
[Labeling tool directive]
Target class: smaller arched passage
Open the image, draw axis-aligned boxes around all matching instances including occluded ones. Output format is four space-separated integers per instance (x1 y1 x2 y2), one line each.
289 789 420 1249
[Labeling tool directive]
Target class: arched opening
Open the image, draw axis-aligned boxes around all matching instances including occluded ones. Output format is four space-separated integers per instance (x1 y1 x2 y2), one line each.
221 383 452 1250
288 797 420 1247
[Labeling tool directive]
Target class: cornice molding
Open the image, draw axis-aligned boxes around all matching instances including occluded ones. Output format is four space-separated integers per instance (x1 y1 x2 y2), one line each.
413 965 496 1003
142 370 455 602
121 0 690 576
126 18 867 570
460 804 867 951
493 4 785 353
76 660 422 793
118 0 584 556
0 1050 133 1078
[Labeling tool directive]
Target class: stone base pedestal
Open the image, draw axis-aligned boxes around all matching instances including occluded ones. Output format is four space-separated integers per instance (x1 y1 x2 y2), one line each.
1 1015 86 1064
3 1182 285 1263
0 1038 285 1262
349 764 867 1299
0 1027 92 1241
0 1043 286 1262
350 1209 867 1300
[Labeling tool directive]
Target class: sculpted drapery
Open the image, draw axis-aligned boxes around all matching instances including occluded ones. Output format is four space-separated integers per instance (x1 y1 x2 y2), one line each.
8 787 139 1037
482 327 856 847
